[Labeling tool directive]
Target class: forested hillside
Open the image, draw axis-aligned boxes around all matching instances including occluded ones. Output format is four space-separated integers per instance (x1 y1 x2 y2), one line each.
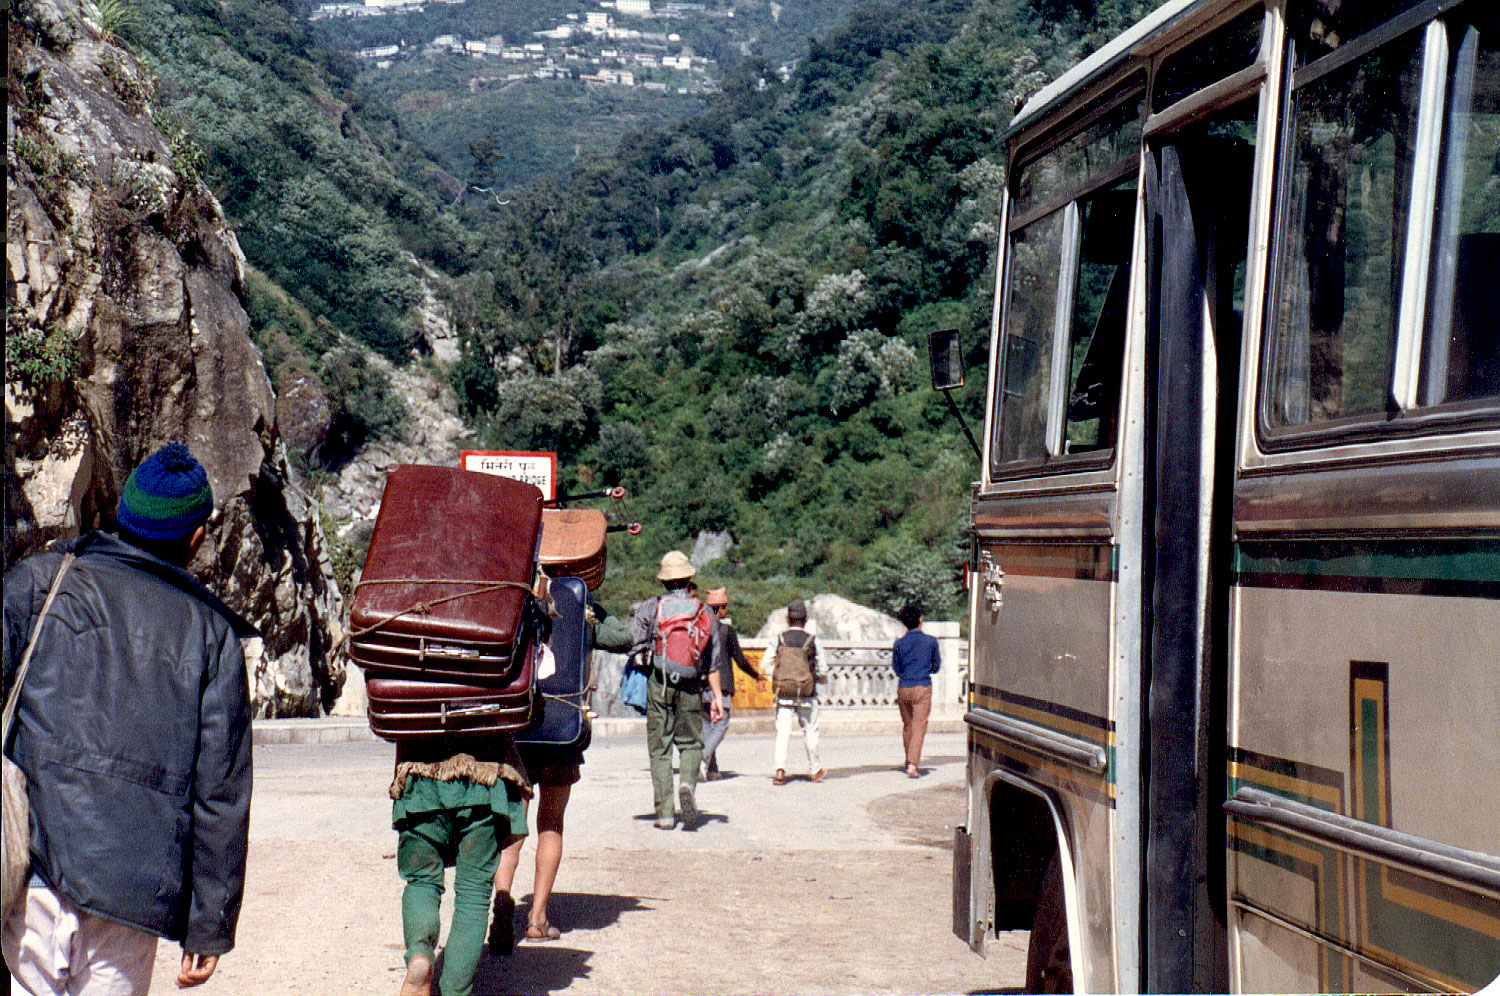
444 0 1162 624
119 0 470 464
70 0 1160 630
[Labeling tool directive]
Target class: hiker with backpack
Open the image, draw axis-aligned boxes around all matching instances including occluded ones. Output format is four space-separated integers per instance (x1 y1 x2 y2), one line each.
629 552 724 829
769 599 826 786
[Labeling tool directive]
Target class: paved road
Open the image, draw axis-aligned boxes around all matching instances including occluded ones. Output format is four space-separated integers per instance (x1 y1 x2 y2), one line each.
148 729 1026 995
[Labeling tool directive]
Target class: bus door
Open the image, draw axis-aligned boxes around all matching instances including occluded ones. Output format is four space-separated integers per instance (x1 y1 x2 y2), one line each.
1141 101 1259 994
964 82 1145 994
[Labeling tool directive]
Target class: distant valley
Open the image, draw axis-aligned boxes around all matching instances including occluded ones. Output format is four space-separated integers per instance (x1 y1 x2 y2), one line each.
310 0 866 191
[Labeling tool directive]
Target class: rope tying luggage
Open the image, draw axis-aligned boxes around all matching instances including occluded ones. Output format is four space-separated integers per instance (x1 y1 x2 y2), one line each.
335 578 537 655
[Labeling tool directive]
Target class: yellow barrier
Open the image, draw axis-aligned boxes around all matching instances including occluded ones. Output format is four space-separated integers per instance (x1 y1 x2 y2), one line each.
730 647 776 710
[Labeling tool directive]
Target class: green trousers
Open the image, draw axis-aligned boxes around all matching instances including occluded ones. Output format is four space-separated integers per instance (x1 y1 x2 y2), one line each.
646 674 704 821
396 803 503 996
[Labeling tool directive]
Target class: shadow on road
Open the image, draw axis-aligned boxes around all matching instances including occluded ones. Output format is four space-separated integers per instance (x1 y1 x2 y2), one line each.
473 944 592 995
523 891 651 931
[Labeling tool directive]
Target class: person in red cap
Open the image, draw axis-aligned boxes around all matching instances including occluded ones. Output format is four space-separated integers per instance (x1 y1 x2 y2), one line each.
700 587 768 781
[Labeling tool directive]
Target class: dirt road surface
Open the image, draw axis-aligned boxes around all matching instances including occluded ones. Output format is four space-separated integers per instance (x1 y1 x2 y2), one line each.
147 730 1026 995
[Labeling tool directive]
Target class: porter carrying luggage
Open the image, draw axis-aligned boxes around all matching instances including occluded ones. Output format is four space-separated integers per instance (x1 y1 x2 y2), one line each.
350 465 546 739
515 574 593 752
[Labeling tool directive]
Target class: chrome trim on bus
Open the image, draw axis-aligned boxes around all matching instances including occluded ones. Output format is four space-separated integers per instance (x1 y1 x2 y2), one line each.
1225 787 1500 900
1391 21 1451 411
980 191 1010 480
977 769 1088 988
1143 62 1266 137
973 489 1116 539
1228 900 1440 994
1234 455 1500 534
1046 204 1084 458
966 708 1109 772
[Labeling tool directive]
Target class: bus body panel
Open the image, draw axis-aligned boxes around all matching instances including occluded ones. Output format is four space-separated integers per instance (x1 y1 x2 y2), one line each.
968 490 1122 991
1229 568 1500 992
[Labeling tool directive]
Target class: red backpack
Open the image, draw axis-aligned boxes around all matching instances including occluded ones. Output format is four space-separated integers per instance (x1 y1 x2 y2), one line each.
652 594 712 681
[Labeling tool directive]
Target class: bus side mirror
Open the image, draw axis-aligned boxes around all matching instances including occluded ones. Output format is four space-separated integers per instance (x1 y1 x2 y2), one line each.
928 328 965 391
927 328 982 461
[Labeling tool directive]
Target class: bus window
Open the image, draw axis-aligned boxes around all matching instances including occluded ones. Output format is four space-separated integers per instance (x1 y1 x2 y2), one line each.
1065 181 1134 452
1264 33 1426 428
1012 91 1144 217
995 209 1066 465
1289 0 1415 66
1423 13 1500 406
1153 5 1264 112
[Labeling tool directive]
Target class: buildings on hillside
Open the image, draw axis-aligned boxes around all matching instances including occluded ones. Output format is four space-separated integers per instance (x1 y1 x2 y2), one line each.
334 0 720 94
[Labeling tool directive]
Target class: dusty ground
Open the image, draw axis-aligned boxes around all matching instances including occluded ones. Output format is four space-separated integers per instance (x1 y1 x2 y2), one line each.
146 731 1026 995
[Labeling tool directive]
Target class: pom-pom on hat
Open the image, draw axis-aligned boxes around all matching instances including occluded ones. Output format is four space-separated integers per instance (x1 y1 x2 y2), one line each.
117 442 214 541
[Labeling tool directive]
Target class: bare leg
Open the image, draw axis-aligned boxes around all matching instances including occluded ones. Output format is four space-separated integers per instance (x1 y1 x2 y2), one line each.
490 800 528 954
528 783 571 935
494 834 524 895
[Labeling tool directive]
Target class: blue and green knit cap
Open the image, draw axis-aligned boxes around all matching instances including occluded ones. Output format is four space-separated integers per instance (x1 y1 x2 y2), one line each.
116 442 214 541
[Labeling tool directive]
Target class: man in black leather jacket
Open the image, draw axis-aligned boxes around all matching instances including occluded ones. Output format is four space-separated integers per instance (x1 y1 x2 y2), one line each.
2 443 256 992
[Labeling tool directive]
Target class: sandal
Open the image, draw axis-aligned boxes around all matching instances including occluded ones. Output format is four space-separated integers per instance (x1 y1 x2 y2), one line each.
526 920 561 941
489 890 515 955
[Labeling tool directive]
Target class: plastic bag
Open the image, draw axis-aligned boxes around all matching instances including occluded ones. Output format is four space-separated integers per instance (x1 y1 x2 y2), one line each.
620 666 648 714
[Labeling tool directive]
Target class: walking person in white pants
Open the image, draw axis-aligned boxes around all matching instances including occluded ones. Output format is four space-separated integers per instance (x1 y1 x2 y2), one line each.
768 599 826 785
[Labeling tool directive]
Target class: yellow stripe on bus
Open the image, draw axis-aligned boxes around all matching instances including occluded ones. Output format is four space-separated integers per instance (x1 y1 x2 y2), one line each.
969 693 1114 747
1227 761 1343 809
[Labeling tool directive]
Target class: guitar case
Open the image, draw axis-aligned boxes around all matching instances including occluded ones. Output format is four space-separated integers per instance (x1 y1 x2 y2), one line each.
538 508 607 590
516 574 593 752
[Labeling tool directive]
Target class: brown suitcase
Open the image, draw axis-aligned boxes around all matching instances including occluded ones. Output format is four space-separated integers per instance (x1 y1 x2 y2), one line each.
349 465 543 685
365 644 538 740
537 508 607 590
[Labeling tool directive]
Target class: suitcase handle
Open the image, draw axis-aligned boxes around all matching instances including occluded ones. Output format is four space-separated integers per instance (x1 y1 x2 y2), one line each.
441 701 505 721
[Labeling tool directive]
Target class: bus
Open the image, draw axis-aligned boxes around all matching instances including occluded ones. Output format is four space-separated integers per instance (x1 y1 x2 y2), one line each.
945 0 1499 991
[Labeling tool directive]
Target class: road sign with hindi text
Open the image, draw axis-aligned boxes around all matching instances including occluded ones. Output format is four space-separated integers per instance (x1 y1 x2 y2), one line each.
460 450 558 501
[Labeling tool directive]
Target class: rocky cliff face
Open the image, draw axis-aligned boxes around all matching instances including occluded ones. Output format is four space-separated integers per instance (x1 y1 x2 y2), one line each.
5 0 344 716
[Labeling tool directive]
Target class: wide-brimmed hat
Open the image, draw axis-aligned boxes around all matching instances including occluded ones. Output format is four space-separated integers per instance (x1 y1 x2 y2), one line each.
705 587 728 606
657 550 697 581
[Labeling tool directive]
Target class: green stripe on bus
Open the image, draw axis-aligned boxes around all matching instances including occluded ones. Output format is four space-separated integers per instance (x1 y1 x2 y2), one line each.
1236 538 1500 582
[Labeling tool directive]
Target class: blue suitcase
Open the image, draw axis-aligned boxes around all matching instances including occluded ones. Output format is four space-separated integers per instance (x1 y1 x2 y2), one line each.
517 575 593 751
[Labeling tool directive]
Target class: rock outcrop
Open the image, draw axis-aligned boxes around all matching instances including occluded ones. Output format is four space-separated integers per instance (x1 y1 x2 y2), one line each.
5 0 344 715
318 357 471 523
755 593 905 643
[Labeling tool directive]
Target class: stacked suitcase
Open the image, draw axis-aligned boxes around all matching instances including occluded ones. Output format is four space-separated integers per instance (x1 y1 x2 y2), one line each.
350 465 546 741
516 574 593 752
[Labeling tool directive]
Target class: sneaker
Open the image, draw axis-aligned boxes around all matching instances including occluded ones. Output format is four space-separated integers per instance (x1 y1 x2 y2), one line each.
772 769 786 786
705 769 722 782
654 816 675 830
678 785 700 826
810 768 827 783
